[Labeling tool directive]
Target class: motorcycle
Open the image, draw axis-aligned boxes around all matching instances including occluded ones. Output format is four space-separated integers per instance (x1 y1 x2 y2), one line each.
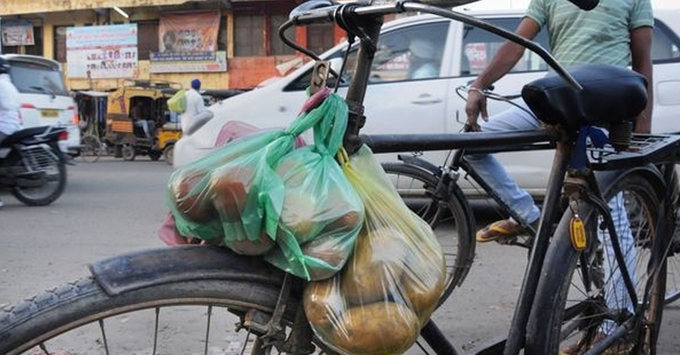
0 125 69 206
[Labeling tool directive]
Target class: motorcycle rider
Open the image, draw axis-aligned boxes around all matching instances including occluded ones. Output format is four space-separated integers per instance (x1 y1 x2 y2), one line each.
0 57 23 207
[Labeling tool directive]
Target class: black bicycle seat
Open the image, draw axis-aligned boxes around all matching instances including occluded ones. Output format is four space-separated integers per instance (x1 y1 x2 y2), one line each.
0 126 50 147
521 64 647 130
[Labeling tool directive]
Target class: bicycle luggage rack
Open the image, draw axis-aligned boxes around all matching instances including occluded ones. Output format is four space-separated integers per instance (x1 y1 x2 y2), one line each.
587 133 680 170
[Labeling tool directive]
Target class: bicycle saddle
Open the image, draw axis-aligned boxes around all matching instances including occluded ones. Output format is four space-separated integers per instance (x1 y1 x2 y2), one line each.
521 64 647 130
0 126 51 147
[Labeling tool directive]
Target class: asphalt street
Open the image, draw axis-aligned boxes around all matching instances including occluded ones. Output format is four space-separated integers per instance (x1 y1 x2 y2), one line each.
0 157 678 354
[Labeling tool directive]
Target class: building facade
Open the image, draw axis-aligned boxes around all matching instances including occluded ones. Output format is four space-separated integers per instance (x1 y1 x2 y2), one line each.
0 0 345 91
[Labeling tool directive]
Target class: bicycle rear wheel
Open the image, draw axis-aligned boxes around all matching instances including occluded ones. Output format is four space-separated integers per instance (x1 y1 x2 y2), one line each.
382 162 475 303
526 171 666 354
0 277 304 355
664 170 680 304
79 135 102 163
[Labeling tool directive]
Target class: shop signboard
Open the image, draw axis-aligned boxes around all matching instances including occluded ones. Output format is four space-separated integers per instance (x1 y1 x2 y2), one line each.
150 51 227 73
66 24 138 79
1 20 35 46
151 12 225 73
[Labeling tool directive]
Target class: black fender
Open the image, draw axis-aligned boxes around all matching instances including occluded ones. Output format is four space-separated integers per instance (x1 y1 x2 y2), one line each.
397 154 442 177
594 164 666 198
89 246 287 296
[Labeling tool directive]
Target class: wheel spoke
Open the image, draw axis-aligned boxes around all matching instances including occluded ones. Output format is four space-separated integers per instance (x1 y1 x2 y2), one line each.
98 319 111 355
241 330 252 355
38 343 50 355
204 305 213 355
153 307 160 355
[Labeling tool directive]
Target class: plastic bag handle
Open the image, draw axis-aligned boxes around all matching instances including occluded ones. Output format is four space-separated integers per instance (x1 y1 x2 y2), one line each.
313 93 348 155
285 87 333 137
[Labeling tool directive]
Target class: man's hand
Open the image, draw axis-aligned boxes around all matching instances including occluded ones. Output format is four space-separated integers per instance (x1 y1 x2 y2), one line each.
465 88 489 132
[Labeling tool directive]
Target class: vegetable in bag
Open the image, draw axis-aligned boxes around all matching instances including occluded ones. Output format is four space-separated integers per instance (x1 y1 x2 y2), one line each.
304 145 446 355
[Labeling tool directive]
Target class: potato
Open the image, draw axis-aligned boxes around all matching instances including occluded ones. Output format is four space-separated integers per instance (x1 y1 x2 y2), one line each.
303 278 344 332
401 251 446 318
321 211 362 234
341 227 410 304
302 233 353 280
280 193 315 243
170 170 217 223
226 231 275 256
331 302 419 355
276 156 311 187
210 166 253 222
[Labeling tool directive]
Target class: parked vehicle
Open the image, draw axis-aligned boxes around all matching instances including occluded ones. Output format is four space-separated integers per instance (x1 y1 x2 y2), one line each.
0 54 81 157
0 126 69 206
104 80 182 162
174 7 680 197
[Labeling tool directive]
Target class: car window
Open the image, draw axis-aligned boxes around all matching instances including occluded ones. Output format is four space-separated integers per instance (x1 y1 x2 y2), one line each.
285 21 450 91
9 61 70 97
652 19 680 63
461 17 550 76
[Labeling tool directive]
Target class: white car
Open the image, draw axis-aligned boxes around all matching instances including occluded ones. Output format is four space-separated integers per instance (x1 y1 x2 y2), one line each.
1 54 80 156
175 8 680 197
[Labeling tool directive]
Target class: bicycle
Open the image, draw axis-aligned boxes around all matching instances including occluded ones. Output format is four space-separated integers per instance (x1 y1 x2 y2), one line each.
383 85 680 305
0 1 677 355
77 105 104 163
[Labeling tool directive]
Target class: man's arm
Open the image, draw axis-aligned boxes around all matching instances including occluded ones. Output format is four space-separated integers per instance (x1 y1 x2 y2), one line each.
630 26 653 133
465 17 541 129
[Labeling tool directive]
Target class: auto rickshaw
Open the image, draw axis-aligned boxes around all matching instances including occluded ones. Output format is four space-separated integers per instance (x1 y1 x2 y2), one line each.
104 80 182 163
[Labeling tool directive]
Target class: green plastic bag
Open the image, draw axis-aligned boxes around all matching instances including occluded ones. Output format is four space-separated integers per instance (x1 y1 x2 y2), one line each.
166 88 351 258
265 93 364 281
167 89 186 113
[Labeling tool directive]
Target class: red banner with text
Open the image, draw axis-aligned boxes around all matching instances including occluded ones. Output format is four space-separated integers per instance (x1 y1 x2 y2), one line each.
158 12 220 53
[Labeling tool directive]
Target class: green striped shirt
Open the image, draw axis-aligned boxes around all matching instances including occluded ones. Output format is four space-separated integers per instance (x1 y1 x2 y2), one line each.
525 0 654 67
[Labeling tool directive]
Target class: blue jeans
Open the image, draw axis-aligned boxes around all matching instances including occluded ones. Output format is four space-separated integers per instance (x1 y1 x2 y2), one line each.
465 103 542 224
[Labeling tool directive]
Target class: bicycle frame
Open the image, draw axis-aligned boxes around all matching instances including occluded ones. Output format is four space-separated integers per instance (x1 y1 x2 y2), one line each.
286 2 680 355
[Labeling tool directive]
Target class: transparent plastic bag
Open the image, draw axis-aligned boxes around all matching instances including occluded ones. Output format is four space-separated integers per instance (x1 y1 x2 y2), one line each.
304 145 446 355
166 89 334 253
266 95 364 281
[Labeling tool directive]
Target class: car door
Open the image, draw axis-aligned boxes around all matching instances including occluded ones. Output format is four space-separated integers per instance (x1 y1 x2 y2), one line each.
444 16 554 198
649 18 680 134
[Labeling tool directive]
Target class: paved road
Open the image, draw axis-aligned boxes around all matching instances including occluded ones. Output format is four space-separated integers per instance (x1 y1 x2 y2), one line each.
0 158 678 354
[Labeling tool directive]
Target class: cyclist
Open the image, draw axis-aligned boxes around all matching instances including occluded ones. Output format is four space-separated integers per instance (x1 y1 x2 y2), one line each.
0 57 22 208
466 0 653 241
464 0 653 352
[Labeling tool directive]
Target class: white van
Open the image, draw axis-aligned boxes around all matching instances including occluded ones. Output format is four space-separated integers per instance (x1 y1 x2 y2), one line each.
1 54 80 156
175 8 680 197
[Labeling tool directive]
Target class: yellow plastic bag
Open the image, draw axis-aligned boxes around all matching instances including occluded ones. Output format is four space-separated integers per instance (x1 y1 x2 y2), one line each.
304 145 446 355
167 89 186 113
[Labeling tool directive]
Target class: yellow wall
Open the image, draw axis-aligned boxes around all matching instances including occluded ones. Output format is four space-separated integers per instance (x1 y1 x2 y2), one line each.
1 0 189 16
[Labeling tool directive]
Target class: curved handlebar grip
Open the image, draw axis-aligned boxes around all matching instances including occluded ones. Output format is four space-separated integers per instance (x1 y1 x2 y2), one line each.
289 0 340 21
566 0 599 10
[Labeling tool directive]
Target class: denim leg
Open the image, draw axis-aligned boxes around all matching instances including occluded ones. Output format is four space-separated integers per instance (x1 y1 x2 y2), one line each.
465 104 542 224
599 192 637 334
